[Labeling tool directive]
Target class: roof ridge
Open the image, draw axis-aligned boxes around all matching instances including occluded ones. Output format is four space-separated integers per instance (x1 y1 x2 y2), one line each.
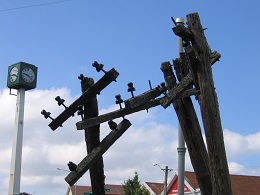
185 171 260 178
230 174 260 178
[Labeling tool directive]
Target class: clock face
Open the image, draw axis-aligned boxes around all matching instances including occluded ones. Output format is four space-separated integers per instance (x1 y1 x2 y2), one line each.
10 67 19 82
22 68 35 83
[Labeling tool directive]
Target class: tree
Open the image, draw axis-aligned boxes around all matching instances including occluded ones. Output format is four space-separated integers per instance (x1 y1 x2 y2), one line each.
122 171 150 195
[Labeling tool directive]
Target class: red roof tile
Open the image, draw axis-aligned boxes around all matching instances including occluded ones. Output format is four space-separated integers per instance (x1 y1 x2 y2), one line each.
230 174 260 195
145 172 260 195
184 171 200 189
145 182 164 194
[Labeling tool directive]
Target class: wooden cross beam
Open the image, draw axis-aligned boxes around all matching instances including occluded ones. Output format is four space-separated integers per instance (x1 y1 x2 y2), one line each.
124 84 166 109
65 119 132 186
76 88 198 130
48 68 119 131
160 72 194 108
75 51 219 130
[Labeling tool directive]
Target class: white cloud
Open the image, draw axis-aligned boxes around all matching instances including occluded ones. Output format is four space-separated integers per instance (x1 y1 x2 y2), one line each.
228 162 260 176
245 132 260 152
21 175 46 187
0 88 259 195
46 142 87 165
224 129 260 158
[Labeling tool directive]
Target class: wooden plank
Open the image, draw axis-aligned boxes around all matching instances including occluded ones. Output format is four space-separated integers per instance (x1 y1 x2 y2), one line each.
77 98 161 130
209 51 221 65
186 12 232 195
159 72 194 108
65 119 131 186
76 88 198 130
124 85 166 109
48 68 119 131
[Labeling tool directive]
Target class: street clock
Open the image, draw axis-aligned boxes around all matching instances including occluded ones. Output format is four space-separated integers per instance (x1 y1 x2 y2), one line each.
7 62 38 90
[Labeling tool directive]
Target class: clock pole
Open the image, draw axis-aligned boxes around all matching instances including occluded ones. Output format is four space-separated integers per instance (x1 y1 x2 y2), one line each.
7 62 37 195
8 88 25 195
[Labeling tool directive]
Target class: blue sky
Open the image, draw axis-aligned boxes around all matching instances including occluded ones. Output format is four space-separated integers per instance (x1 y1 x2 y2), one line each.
0 0 260 194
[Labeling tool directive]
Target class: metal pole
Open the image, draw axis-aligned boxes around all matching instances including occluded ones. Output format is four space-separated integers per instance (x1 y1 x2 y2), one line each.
163 166 169 195
153 164 173 195
9 88 26 195
177 124 186 195
176 17 187 195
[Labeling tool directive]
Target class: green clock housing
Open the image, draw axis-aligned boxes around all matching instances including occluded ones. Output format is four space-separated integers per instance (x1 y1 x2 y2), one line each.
7 62 38 90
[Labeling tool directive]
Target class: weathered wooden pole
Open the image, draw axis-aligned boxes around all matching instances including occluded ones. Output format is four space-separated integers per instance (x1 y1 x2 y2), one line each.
161 61 212 195
81 76 105 195
186 12 232 195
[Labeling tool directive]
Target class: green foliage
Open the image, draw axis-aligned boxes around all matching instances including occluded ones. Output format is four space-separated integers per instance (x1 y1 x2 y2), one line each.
122 171 150 195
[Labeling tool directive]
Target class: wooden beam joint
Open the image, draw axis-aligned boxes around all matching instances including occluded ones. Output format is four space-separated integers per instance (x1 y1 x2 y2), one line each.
48 68 119 131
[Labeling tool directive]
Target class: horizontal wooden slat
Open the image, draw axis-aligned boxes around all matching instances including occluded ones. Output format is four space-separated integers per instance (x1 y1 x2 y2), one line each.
124 86 165 109
76 88 198 130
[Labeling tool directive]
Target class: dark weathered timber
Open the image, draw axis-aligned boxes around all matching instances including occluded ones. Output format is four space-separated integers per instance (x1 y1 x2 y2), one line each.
65 119 131 186
48 68 119 131
173 58 183 81
81 77 105 195
172 25 193 43
161 62 212 195
160 51 220 109
184 45 200 88
77 98 161 130
209 51 221 65
186 47 221 90
179 53 190 77
76 51 219 130
160 72 193 108
186 12 232 195
76 89 198 130
124 85 166 109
